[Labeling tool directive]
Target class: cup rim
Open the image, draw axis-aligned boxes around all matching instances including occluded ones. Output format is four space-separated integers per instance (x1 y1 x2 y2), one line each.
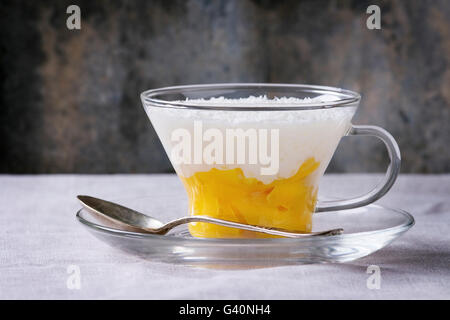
140 83 361 111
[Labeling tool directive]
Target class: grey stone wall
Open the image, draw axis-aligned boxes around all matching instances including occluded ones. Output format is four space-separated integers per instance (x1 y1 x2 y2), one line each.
1 0 449 173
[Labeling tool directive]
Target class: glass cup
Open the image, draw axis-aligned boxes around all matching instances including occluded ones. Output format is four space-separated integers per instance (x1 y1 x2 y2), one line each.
141 84 401 238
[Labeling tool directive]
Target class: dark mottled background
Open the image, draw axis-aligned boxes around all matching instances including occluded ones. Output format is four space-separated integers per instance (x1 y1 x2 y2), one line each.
0 0 449 174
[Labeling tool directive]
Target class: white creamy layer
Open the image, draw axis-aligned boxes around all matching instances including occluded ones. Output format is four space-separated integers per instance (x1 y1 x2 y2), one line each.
145 96 355 184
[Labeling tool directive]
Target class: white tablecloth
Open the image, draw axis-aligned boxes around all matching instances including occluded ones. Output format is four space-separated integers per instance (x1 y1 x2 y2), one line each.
0 174 449 299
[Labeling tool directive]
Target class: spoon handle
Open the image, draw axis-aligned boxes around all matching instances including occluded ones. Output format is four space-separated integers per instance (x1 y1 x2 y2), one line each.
159 216 343 238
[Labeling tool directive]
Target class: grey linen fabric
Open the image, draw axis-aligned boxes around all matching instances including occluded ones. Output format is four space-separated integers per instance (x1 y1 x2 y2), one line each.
0 174 449 299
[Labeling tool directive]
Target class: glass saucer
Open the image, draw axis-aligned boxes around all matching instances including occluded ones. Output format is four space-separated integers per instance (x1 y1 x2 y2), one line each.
76 201 414 267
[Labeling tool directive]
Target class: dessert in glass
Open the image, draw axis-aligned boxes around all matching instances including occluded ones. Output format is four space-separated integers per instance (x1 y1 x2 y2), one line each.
141 84 400 239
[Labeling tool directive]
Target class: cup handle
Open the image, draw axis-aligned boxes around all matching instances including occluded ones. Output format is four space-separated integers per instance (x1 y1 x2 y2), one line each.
315 124 401 213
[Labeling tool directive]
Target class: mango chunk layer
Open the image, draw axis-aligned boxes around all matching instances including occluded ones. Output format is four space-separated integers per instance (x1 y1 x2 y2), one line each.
180 158 320 238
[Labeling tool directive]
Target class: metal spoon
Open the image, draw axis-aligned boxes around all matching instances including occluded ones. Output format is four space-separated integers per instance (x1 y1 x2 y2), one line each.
77 195 343 238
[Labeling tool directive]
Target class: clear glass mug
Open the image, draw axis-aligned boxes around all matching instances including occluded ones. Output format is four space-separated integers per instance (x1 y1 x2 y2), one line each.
141 84 401 238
